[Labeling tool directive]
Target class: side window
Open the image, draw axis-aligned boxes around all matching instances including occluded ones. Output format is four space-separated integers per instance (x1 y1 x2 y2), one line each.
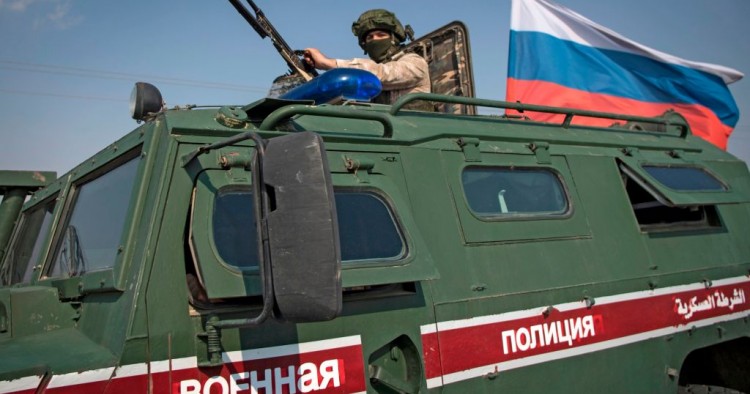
619 158 748 231
211 188 406 269
212 187 258 269
1 197 56 286
641 165 726 191
442 151 590 244
620 163 724 230
46 155 140 278
190 150 435 302
336 192 405 261
462 167 568 217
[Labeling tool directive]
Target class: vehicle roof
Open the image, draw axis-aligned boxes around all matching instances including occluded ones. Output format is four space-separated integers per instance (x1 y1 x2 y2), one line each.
22 94 742 211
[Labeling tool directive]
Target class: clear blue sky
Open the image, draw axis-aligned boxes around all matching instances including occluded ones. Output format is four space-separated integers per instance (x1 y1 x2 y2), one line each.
1 0 748 174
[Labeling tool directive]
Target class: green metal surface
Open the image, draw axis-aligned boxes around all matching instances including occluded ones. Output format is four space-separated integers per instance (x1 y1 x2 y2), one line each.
0 170 56 193
0 188 26 263
0 171 56 264
191 164 260 299
0 327 118 382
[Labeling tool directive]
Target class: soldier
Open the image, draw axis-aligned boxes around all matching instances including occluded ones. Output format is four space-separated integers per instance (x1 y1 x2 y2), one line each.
304 9 432 110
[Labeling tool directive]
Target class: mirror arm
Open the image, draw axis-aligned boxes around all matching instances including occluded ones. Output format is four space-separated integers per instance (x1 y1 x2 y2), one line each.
201 132 275 366
182 130 262 168
196 131 341 365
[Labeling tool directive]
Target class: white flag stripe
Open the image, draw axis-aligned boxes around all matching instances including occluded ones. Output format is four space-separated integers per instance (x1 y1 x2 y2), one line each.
511 0 743 84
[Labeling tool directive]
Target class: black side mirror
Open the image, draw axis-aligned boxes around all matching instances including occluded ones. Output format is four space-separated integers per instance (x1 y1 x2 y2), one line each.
263 131 341 322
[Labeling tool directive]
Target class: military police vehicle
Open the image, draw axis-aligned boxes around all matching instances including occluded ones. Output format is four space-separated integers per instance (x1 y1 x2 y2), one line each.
0 1 749 393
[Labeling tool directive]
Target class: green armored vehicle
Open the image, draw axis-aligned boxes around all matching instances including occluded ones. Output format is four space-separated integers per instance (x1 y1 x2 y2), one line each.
1 3 749 394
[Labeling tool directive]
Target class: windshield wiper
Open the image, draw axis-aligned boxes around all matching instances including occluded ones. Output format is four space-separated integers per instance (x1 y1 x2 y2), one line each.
64 225 86 276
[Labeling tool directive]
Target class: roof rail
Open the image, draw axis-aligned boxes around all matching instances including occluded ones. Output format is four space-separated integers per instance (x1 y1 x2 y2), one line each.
259 104 394 138
390 93 690 139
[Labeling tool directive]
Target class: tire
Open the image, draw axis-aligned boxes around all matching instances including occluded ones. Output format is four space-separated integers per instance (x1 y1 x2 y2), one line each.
678 385 745 394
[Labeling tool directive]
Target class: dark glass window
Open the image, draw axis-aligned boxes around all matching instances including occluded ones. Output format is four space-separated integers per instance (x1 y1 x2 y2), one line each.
642 166 726 191
48 156 140 277
212 190 405 269
336 192 404 261
213 188 259 269
1 198 55 285
621 168 721 230
462 167 568 216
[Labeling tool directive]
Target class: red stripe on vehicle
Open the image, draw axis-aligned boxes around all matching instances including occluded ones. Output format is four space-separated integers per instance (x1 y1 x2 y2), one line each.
163 345 365 394
1 336 365 394
422 278 750 385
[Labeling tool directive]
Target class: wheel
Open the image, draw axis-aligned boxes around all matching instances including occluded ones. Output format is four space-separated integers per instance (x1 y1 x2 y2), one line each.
678 385 745 394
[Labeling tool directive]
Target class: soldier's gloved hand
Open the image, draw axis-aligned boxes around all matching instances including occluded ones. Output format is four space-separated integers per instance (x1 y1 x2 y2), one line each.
304 48 336 71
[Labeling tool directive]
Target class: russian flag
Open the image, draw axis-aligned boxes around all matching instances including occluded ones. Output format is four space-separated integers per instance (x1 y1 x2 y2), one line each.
506 0 743 149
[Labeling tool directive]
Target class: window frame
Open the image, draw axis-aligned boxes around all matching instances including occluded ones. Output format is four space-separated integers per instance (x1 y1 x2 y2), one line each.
443 151 591 244
461 165 572 220
188 147 437 302
198 185 411 273
0 194 58 286
209 184 260 273
618 157 746 207
191 180 418 300
40 148 144 295
640 165 727 191
328 168 437 288
190 166 260 300
331 186 409 266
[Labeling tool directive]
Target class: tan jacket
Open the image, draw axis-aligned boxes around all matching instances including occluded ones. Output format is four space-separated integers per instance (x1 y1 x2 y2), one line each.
335 52 431 104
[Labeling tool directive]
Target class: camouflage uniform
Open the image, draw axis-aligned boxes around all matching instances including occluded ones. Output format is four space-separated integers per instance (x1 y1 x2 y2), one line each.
335 51 431 106
341 8 433 110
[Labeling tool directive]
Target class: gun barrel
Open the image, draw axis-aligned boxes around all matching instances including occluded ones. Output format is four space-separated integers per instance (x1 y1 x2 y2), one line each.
229 0 317 81
229 0 267 38
247 0 262 13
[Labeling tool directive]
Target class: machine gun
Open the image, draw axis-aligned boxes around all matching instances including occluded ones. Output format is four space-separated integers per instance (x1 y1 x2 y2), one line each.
229 0 318 82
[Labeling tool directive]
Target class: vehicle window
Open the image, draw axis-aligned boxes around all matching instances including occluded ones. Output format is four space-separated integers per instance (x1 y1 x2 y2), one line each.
621 167 720 229
336 192 405 261
1 198 55 286
213 189 405 268
213 188 259 269
462 167 568 217
47 156 140 277
642 165 726 191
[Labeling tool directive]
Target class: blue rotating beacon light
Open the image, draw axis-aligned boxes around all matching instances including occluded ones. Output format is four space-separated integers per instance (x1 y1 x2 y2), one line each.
280 68 382 103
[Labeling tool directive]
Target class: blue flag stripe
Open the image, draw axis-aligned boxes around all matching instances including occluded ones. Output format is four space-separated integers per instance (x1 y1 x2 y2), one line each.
509 31 740 127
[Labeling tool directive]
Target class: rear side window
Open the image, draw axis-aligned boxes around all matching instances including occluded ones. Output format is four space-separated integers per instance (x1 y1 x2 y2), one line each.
642 165 726 191
213 190 405 268
461 167 568 217
620 163 723 230
1 198 56 285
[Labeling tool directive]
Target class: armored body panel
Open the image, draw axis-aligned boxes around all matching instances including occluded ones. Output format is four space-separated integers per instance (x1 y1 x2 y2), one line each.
0 91 748 393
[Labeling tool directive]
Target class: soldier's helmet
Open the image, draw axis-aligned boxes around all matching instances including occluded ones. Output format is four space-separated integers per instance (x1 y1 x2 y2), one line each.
351 9 406 49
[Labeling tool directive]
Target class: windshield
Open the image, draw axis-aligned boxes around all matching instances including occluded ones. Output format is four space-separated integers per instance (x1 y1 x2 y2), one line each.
47 156 140 277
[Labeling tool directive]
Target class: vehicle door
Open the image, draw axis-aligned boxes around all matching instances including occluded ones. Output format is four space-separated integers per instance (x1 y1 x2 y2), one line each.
404 21 476 114
426 142 599 392
184 141 439 393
